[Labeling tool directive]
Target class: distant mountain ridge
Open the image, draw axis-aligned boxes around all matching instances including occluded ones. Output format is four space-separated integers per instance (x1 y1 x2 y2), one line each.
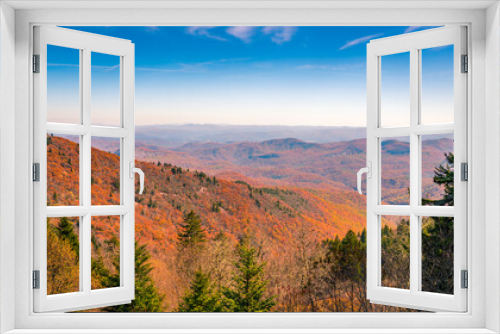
133 136 453 205
135 124 367 149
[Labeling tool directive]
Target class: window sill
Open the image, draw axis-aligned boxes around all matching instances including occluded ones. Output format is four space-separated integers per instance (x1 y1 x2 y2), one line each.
3 329 498 334
4 330 499 334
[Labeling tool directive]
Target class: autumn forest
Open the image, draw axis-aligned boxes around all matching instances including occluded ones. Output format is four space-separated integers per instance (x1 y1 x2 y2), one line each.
46 131 454 312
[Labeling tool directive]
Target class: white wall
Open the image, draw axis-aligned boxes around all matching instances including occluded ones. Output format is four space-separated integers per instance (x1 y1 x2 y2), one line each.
0 2 16 333
485 2 500 332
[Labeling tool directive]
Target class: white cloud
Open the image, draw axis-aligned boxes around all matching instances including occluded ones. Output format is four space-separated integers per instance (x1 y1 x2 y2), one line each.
262 26 297 45
186 26 227 41
226 26 257 43
404 26 423 33
339 33 383 50
187 26 298 45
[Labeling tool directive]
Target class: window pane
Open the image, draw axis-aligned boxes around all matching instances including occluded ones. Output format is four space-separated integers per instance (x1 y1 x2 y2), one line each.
421 45 454 125
47 45 80 124
91 216 121 290
421 216 453 294
380 52 410 127
91 52 121 127
381 215 410 290
421 134 454 206
91 137 121 205
47 217 80 295
47 134 80 206
381 137 410 205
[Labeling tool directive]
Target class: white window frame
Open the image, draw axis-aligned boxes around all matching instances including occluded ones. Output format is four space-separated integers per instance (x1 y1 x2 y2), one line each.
1 1 499 333
33 25 136 313
365 26 468 312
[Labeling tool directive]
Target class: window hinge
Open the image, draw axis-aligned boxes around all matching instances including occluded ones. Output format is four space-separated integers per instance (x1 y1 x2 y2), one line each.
33 163 40 182
461 270 468 289
33 270 40 289
33 54 40 73
461 162 468 181
461 54 468 73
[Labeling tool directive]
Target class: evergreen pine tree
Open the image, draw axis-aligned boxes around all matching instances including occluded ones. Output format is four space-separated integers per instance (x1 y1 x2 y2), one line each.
223 237 276 312
105 242 165 312
421 216 454 294
423 152 454 206
56 217 79 257
177 271 231 312
421 152 454 294
177 211 206 248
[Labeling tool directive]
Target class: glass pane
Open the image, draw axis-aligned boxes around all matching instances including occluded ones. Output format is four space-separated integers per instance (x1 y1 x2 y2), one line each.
421 45 454 125
380 52 410 127
91 216 121 290
47 134 80 206
91 137 121 205
381 215 410 289
381 137 410 205
47 217 80 295
47 45 80 124
91 52 121 127
421 134 454 206
421 216 454 294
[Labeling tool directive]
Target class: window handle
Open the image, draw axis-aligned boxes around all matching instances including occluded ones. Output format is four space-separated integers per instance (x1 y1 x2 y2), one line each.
357 162 372 195
129 162 145 194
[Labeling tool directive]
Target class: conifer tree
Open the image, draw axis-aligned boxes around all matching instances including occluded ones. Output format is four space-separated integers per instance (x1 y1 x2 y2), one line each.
421 152 454 294
105 242 165 312
177 210 206 248
223 237 276 312
423 152 454 206
177 271 231 312
56 217 79 257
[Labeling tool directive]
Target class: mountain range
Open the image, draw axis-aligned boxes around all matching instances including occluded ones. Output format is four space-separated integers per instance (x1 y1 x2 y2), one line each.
47 129 453 311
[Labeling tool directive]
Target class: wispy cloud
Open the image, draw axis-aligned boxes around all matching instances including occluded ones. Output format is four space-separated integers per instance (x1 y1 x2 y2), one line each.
262 26 297 45
48 63 120 72
136 65 195 73
50 58 251 75
226 26 257 43
186 26 298 45
136 57 251 73
48 63 79 68
144 26 160 33
404 26 422 33
97 64 120 72
296 63 365 71
186 26 227 41
339 33 383 50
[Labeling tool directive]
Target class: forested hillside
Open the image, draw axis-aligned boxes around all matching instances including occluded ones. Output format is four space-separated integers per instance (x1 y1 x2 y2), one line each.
130 137 453 205
47 136 453 312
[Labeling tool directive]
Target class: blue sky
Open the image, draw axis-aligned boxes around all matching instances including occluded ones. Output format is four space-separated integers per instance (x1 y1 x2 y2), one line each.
47 26 452 126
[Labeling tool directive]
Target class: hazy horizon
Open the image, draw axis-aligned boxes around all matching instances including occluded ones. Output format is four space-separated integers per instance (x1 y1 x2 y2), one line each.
135 123 367 127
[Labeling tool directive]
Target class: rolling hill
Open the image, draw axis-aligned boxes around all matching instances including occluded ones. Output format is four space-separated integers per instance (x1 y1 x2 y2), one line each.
130 136 453 204
47 134 452 311
48 136 370 248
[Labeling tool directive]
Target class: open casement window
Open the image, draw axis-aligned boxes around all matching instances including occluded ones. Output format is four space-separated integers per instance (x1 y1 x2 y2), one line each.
364 26 467 312
33 26 140 312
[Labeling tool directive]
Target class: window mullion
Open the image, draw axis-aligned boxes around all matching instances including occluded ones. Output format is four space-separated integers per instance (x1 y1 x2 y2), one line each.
409 47 420 295
81 48 92 293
